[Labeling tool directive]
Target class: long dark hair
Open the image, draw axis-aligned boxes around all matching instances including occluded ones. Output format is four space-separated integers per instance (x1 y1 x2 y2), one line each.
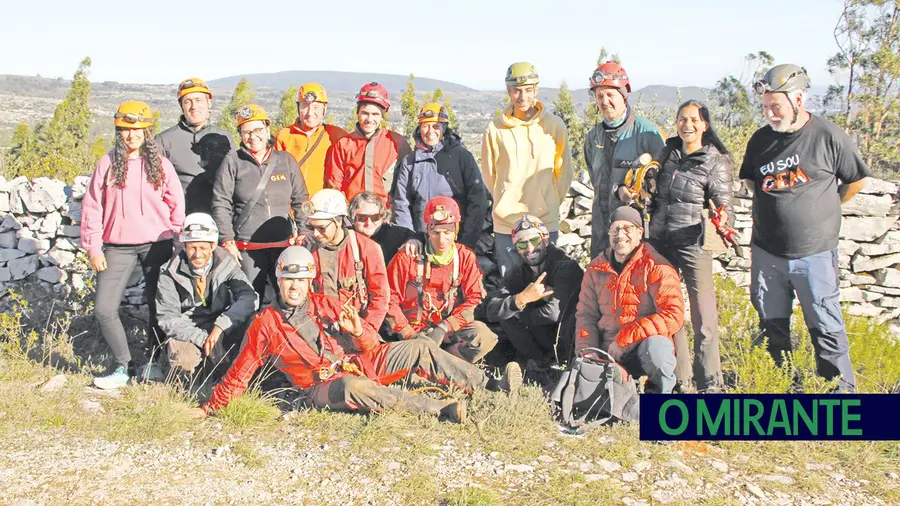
111 127 165 190
675 100 729 155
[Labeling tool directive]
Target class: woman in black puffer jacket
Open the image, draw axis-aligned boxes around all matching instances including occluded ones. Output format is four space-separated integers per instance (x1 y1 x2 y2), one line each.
641 100 734 393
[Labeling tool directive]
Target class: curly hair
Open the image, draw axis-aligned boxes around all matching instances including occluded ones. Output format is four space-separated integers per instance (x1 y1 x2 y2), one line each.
110 128 166 191
349 191 391 222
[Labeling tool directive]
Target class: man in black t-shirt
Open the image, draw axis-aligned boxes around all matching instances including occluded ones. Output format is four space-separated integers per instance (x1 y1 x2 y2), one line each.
740 64 870 392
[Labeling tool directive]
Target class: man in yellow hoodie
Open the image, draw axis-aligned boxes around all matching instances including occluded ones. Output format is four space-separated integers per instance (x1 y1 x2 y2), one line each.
481 62 573 277
275 83 348 195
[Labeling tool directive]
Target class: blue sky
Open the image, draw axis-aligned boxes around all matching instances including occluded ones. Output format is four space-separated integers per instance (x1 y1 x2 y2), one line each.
3 0 847 90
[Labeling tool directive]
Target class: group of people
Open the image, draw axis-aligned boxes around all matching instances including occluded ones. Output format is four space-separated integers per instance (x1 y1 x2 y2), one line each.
80 58 870 423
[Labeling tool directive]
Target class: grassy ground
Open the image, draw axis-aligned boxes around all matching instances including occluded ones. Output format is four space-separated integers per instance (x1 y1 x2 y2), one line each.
0 277 898 505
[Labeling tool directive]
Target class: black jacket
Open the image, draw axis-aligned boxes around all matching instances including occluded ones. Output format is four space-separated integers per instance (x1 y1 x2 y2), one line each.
649 139 735 247
212 147 308 242
371 223 418 266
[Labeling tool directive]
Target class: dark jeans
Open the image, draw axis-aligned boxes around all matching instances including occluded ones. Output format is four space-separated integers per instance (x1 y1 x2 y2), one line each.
500 317 569 364
95 240 173 368
750 245 856 392
240 248 284 306
653 240 723 390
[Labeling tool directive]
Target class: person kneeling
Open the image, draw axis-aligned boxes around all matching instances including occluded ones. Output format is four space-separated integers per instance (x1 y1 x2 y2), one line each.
156 213 259 379
575 207 684 393
195 246 522 422
385 197 498 364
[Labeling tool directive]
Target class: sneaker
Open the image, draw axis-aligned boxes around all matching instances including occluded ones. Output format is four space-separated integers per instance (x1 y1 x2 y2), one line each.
139 360 164 383
498 362 523 394
439 400 467 424
93 365 131 390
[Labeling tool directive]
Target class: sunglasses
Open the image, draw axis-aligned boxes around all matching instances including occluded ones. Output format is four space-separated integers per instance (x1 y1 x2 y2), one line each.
515 236 543 250
307 221 335 234
354 213 382 224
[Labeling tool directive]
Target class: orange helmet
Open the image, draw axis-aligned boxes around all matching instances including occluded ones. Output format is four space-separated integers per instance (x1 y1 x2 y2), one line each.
356 82 390 111
417 103 450 124
424 196 461 226
235 104 269 128
297 82 328 104
589 61 632 94
177 77 212 100
113 100 154 129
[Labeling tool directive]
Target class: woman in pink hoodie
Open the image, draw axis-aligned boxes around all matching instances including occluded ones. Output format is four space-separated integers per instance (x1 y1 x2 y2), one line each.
81 100 185 389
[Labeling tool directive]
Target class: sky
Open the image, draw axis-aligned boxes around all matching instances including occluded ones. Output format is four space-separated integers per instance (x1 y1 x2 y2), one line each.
1 0 848 91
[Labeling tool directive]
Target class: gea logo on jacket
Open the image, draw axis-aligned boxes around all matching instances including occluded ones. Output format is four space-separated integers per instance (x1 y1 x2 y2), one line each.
758 155 810 193
271 173 287 182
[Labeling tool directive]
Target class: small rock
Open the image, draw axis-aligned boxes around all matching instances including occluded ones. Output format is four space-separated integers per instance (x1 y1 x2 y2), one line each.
44 247 76 268
0 215 21 232
745 483 766 499
0 248 27 262
0 267 10 283
385 461 401 471
774 466 797 474
213 445 230 456
665 459 693 475
596 459 622 472
709 460 729 473
7 255 39 280
71 273 86 291
78 399 105 414
39 211 62 235
650 491 676 504
829 472 846 481
621 498 649 506
58 225 81 238
39 374 67 393
887 472 898 479
583 473 608 483
37 266 67 284
54 237 81 251
620 472 639 482
759 474 794 485
16 237 51 255
579 462 594 472
0 230 16 249
505 464 534 473
537 455 554 463
633 461 651 472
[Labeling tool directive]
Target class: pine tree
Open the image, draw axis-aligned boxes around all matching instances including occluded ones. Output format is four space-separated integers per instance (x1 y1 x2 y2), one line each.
444 93 459 131
273 86 299 132
345 106 358 133
43 57 92 157
400 74 420 138
217 78 256 143
553 81 587 171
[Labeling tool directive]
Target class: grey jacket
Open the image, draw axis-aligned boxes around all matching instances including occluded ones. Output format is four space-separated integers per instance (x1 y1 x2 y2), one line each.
584 111 665 258
156 118 235 213
212 147 308 242
156 247 259 347
649 140 735 247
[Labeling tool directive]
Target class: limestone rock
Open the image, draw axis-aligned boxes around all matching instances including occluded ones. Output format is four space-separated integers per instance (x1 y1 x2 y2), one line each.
878 230 900 245
838 240 861 257
71 176 91 200
569 180 593 198
0 230 17 249
869 284 900 296
17 237 51 255
859 242 900 257
17 177 67 213
0 249 27 262
839 287 864 303
61 201 83 223
45 247 76 268
858 177 897 195
54 237 81 251
558 198 573 219
58 225 81 238
0 266 10 283
862 291 884 303
557 233 585 248
0 215 21 232
39 374 67 393
0 192 9 214
70 272 86 291
848 273 876 285
39 211 62 235
37 266 66 284
852 252 900 273
846 303 885 317
842 193 893 217
877 296 900 309
840 217 895 242
7 255 39 280
875 269 900 289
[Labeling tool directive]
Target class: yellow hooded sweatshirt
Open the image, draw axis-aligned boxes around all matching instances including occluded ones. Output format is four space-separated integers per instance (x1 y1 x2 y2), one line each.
480 101 573 235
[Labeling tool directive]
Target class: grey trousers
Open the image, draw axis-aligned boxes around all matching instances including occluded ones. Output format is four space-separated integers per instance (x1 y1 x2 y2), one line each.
750 245 855 392
610 335 677 394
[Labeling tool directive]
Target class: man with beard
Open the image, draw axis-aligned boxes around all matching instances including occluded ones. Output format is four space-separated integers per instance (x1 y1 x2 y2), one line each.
155 213 258 378
575 206 683 394
195 246 523 421
157 78 235 213
583 62 664 258
485 215 584 368
740 64 870 392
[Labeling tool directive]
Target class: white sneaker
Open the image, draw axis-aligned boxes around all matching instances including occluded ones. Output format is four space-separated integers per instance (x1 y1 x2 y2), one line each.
93 366 131 390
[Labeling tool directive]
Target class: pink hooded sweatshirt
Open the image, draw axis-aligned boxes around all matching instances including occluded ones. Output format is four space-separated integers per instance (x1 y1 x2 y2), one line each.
80 154 185 258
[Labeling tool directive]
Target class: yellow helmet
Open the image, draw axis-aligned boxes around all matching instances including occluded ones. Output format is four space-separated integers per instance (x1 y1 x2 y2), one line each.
417 103 449 124
177 77 212 100
297 82 328 104
113 100 154 129
505 62 540 87
235 104 269 128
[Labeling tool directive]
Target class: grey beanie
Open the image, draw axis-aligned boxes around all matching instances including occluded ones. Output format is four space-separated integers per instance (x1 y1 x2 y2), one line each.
610 206 643 229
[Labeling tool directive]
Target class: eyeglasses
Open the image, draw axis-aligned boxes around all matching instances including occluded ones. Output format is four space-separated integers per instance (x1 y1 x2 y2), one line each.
515 236 543 250
307 220 335 234
115 112 152 124
354 213 382 224
609 224 640 235
240 126 266 139
752 69 807 94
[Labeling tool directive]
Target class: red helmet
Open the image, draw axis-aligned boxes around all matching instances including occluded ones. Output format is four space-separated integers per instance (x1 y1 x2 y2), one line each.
356 82 390 111
589 61 631 94
424 196 461 225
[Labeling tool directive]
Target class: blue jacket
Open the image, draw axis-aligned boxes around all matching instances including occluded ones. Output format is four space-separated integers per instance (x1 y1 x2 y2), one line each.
392 129 489 249
584 110 664 258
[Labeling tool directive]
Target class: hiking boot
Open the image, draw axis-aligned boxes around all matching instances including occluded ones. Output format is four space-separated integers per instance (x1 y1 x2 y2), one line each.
439 400 467 424
499 362 523 394
139 360 164 383
93 365 131 390
698 385 727 394
672 381 696 394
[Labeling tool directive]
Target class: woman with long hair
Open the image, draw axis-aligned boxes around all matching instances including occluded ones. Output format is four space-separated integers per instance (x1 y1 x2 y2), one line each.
620 100 735 393
81 100 185 389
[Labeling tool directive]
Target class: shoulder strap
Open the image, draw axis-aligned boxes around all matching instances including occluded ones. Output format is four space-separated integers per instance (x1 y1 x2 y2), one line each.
234 151 279 235
348 231 368 310
296 128 327 169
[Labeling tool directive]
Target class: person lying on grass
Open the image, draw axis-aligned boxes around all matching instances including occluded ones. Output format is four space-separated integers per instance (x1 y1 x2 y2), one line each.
192 246 522 422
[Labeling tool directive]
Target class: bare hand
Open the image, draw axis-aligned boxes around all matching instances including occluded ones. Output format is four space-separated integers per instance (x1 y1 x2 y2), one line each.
223 241 242 265
402 239 423 257
289 234 307 246
89 253 107 272
617 186 636 203
338 301 363 337
517 272 555 306
203 327 224 357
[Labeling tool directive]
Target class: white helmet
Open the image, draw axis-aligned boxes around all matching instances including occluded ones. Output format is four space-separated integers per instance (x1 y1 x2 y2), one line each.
303 189 348 220
276 246 317 279
180 213 219 243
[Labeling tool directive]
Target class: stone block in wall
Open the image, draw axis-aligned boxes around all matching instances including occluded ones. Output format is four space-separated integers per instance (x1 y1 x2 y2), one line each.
842 194 893 217
7 255 39 280
840 217 895 242
839 255 851 270
70 273 86 292
839 287 865 303
16 177 67 214
852 252 900 273
728 272 751 287
560 215 591 233
858 242 900 256
869 284 900 296
36 266 66 284
874 269 900 288
44 247 76 268
848 273 877 285
17 237 51 255
0 266 10 283
557 233 585 248
847 303 885 317
877 308 900 324
578 225 592 237
879 231 900 245
0 215 21 232
558 199 573 220
568 180 593 198
839 240 861 257
712 260 726 275
858 178 897 195
862 291 884 303
60 201 82 223
726 257 752 270
733 198 753 210
574 197 592 212
877 296 900 309
0 230 17 249
55 237 81 251
39 212 62 235
736 229 751 246
0 249 26 263
840 278 851 288
57 225 81 238
71 176 91 200
0 193 9 214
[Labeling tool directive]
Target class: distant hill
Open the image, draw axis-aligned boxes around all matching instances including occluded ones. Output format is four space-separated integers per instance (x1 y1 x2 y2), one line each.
208 71 475 93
